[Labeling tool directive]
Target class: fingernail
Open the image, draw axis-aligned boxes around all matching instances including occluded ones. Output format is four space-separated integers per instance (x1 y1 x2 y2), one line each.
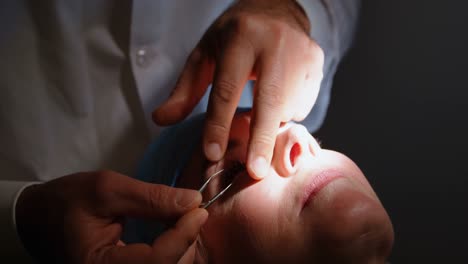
195 209 209 227
176 191 202 209
250 157 269 179
205 142 222 161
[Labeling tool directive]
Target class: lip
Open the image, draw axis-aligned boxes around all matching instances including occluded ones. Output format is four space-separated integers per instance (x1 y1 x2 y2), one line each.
300 169 344 210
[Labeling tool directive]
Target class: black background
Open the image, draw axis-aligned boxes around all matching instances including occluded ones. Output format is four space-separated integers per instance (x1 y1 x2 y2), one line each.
315 1 468 262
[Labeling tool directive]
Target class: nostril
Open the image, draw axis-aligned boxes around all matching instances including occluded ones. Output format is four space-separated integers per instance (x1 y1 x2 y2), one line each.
290 143 302 167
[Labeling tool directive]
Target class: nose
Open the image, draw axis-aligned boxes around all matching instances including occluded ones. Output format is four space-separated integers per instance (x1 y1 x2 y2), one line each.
272 123 319 177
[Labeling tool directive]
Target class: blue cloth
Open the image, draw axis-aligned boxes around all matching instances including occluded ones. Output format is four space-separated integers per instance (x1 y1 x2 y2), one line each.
136 113 205 189
124 108 253 243
124 113 205 243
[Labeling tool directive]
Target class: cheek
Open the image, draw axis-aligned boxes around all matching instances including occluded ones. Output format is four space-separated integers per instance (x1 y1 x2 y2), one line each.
201 175 295 260
198 190 278 261
228 181 314 263
234 186 280 224
228 180 288 251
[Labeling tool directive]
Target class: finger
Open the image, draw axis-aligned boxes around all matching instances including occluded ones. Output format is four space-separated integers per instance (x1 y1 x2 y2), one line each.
247 88 282 180
96 172 202 221
247 51 304 180
94 243 157 264
152 208 208 263
203 41 255 161
153 48 214 125
177 240 197 264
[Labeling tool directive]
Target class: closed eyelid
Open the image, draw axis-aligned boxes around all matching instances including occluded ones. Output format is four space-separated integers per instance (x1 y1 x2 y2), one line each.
226 139 241 151
199 161 246 208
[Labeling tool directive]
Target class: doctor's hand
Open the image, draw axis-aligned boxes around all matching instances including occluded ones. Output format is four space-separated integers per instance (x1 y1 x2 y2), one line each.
15 171 207 264
153 0 324 180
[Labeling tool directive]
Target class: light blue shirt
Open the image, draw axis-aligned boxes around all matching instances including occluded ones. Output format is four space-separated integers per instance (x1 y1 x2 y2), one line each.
0 1 360 261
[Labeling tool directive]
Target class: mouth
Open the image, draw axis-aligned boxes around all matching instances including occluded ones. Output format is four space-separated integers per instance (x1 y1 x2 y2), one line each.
300 168 344 211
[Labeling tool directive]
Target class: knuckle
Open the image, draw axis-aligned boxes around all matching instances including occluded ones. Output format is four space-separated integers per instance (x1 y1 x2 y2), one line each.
189 48 203 64
205 119 229 138
213 78 237 104
257 85 285 108
93 170 116 203
268 21 289 45
304 42 324 81
228 14 270 46
253 132 276 154
270 20 289 35
146 184 170 212
222 14 249 42
308 40 324 64
256 132 276 145
234 13 260 34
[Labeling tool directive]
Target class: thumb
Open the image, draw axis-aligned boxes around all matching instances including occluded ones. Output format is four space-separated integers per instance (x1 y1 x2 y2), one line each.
152 208 209 263
91 208 207 264
100 173 202 221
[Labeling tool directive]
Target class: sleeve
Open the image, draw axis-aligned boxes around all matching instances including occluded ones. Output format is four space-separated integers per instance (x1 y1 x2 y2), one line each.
294 0 362 132
0 181 39 262
295 0 361 58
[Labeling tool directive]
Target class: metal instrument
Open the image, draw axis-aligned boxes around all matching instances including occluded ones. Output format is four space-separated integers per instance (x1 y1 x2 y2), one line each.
199 162 245 208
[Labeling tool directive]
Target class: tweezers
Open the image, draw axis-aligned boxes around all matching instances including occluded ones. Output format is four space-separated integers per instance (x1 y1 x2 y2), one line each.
198 162 245 209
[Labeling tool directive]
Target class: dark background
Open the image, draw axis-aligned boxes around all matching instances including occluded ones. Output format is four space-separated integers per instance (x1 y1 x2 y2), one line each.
315 1 468 263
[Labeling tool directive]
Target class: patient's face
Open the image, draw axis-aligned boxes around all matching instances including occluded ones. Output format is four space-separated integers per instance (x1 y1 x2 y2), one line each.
178 112 394 263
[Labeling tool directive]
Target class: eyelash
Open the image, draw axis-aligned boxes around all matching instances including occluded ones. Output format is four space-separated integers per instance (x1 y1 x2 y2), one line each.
222 161 246 187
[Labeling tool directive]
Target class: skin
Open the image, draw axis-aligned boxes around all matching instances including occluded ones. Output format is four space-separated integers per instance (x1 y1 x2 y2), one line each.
153 0 324 180
177 112 394 263
16 172 208 263
14 2 321 262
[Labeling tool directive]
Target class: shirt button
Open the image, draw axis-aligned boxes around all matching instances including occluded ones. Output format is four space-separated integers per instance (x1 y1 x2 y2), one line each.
136 47 151 67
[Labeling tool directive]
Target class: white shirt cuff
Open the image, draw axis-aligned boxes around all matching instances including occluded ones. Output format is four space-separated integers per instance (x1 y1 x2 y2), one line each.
0 181 40 262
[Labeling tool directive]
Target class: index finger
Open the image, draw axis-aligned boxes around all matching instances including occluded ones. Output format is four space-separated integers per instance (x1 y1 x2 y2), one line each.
203 41 255 162
247 55 295 180
247 88 283 180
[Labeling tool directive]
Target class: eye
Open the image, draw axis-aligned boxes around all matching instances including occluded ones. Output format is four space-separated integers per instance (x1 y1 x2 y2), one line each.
199 161 246 208
221 161 246 188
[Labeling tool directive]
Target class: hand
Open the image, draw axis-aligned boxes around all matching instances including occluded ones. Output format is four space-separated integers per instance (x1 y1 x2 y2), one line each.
153 0 324 180
15 171 208 263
